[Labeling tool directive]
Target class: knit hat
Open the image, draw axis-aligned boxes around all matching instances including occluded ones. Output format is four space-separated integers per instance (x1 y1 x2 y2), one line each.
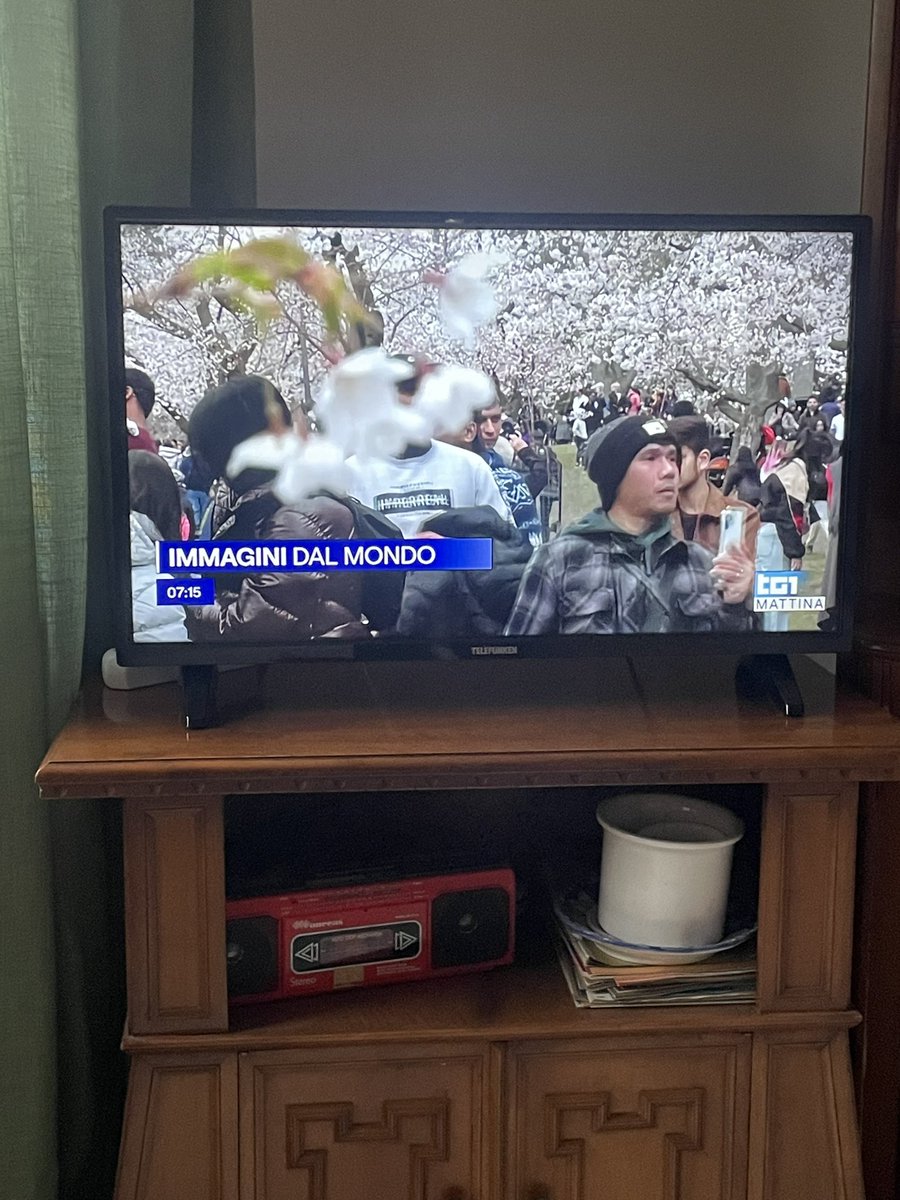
125 367 156 418
188 375 291 481
585 416 681 510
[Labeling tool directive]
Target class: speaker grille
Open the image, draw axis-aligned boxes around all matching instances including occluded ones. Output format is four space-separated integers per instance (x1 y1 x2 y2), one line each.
226 915 279 997
430 887 511 969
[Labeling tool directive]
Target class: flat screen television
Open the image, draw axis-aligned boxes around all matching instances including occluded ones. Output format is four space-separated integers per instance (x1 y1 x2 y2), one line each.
104 208 870 711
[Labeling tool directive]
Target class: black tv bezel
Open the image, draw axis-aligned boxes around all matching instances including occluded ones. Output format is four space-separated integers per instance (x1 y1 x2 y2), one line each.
104 206 872 667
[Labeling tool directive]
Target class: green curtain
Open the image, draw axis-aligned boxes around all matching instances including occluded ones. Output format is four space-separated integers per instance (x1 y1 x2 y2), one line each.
1 0 253 1191
0 0 88 1197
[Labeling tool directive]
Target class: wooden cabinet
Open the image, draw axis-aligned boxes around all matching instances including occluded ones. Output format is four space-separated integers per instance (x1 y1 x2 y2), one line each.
506 1035 751 1200
116 1053 239 1200
747 1028 863 1200
35 659 900 1200
241 1043 489 1200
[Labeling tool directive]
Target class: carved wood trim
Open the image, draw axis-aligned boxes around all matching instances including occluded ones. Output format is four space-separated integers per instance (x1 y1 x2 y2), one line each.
44 755 900 799
487 1041 506 1200
544 1088 704 1200
757 784 857 1012
123 1006 860 1057
748 1030 864 1200
243 1044 487 1199
506 1036 749 1200
115 1054 238 1200
123 795 228 1035
284 1098 450 1200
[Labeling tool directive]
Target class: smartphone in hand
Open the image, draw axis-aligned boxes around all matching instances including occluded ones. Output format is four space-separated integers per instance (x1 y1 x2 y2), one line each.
718 506 745 556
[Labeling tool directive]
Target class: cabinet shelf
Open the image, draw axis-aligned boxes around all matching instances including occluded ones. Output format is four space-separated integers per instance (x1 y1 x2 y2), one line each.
121 957 860 1056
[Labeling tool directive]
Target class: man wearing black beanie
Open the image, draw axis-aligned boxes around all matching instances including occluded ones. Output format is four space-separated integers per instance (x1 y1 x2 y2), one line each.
505 416 754 635
125 367 160 454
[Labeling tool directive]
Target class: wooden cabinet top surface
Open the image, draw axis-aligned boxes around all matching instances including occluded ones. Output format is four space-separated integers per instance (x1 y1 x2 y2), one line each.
36 657 900 796
123 958 860 1055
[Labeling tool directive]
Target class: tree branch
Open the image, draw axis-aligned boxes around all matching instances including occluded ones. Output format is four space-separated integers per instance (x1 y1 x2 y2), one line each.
388 305 420 341
675 362 721 394
125 296 198 343
713 397 747 424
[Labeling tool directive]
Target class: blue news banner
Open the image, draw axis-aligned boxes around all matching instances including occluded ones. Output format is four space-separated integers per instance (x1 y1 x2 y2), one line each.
155 538 493 605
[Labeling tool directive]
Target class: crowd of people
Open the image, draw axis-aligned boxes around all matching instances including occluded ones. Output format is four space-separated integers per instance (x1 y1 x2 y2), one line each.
543 376 844 633
123 361 846 643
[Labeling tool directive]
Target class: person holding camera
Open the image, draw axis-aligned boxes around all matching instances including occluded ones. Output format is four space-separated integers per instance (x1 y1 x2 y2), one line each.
667 415 759 560
504 417 754 635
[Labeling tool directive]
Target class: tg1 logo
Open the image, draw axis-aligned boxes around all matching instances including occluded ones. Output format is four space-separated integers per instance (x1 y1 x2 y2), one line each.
753 570 825 614
754 571 803 597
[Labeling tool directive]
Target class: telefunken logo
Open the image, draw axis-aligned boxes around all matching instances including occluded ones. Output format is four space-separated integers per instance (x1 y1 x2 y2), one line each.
471 645 519 656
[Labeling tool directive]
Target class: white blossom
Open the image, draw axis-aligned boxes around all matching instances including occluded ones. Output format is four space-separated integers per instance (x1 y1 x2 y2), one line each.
314 348 416 459
226 431 300 480
435 252 508 348
273 436 350 503
411 365 496 437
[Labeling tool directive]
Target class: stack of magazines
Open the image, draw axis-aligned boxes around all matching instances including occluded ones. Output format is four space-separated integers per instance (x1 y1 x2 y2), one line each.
550 882 756 1008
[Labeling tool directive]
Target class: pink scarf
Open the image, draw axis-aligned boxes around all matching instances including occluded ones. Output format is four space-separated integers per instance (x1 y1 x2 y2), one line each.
759 447 784 479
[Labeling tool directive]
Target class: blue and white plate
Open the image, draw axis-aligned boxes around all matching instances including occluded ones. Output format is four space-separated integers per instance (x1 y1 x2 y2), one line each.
554 890 757 966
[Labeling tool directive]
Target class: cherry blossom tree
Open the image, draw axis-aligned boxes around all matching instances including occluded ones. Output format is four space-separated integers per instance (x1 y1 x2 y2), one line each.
119 222 854 445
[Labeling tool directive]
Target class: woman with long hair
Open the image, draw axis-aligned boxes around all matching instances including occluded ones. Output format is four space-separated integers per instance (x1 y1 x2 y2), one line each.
794 424 833 552
722 445 762 507
128 450 190 642
757 438 808 631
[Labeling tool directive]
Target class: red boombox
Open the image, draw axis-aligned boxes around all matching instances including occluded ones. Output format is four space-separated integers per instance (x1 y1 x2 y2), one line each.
225 867 515 1003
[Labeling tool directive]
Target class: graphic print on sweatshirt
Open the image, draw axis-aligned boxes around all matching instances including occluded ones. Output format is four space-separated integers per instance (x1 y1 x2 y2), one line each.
374 487 453 522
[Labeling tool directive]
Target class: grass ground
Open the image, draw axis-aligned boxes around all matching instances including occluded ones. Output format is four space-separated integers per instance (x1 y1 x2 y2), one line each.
557 443 596 530
551 442 827 631
794 547 827 631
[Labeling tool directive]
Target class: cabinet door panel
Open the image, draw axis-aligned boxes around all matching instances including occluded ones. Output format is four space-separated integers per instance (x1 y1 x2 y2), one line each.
242 1042 489 1200
116 1053 238 1200
506 1035 750 1200
757 784 857 1011
748 1029 863 1200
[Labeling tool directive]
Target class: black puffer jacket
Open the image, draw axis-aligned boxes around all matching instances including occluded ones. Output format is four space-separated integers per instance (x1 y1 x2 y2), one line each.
722 462 762 508
395 506 535 639
187 483 369 642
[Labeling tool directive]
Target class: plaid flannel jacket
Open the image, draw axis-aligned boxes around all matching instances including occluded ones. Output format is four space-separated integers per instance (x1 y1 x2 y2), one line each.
504 519 751 636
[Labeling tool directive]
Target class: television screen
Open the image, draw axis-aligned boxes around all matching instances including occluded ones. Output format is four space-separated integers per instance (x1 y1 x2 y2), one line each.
105 209 868 665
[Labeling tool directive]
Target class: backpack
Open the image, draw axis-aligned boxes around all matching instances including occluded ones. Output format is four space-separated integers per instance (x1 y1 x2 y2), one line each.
324 492 407 632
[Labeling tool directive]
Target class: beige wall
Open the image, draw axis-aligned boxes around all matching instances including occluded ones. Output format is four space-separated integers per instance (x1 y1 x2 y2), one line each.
253 0 874 215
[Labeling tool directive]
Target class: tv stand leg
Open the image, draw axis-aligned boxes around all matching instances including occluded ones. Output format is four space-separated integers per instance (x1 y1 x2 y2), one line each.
736 654 805 718
181 665 219 729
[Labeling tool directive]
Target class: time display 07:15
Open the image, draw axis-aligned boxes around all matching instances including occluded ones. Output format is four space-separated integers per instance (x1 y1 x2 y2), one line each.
155 579 215 606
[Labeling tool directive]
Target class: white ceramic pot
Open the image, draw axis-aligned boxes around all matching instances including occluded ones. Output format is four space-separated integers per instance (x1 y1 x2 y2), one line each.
596 792 744 948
